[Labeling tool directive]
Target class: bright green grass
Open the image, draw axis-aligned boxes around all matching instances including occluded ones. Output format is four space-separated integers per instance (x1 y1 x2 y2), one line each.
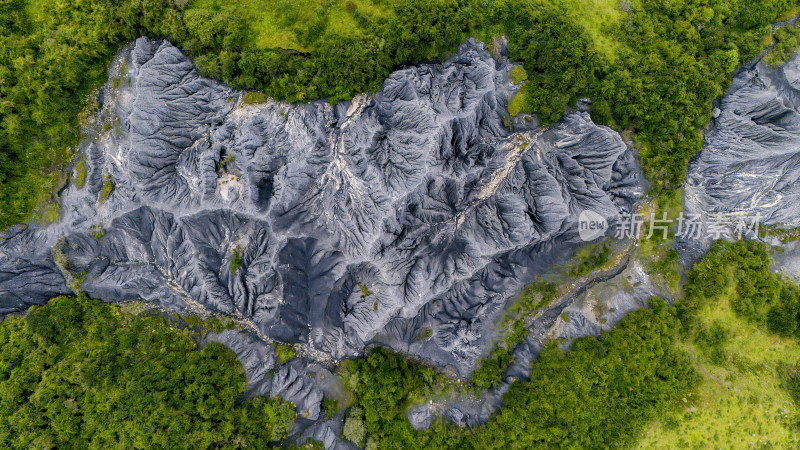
274 343 296 364
637 279 800 448
507 66 530 116
74 155 87 189
99 175 113 201
23 0 48 25
27 171 65 225
471 0 629 62
327 0 391 37
507 88 528 116
242 92 267 104
558 0 630 60
188 0 307 50
230 246 242 274
32 201 59 225
186 0 284 49
509 65 528 83
187 0 388 51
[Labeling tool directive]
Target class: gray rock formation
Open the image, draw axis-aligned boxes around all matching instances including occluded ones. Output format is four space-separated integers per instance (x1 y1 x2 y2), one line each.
270 360 324 421
0 38 645 445
682 51 800 258
0 37 641 378
416 241 666 429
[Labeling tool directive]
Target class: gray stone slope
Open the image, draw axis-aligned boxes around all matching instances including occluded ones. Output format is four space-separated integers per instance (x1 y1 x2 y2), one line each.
0 37 641 380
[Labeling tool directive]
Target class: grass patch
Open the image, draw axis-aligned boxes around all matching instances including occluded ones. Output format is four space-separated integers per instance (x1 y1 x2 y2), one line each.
358 283 370 297
230 246 242 274
99 176 113 201
322 398 338 419
217 153 235 172
509 279 558 321
186 0 384 51
638 284 800 448
414 328 432 342
242 92 267 104
274 343 296 364
568 242 611 277
32 201 59 225
177 314 237 335
760 224 800 242
509 65 528 83
74 156 87 189
90 225 105 240
558 0 628 61
507 87 529 117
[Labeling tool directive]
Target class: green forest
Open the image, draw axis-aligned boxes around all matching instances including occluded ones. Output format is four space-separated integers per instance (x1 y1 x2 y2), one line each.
2 0 800 228
0 296 296 448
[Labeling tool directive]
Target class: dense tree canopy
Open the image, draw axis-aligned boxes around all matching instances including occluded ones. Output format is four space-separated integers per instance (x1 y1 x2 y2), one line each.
0 296 296 448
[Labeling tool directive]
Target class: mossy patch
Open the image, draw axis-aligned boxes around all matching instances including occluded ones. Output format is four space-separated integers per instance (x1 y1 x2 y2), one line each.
242 92 267 104
74 156 87 189
507 86 529 117
322 398 338 419
568 242 611 277
230 246 242 274
99 176 113 201
33 201 59 224
510 65 528 84
90 225 105 240
274 343 296 364
414 328 432 342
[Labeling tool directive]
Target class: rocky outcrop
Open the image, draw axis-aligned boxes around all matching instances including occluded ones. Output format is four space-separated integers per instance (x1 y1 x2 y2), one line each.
682 51 800 259
0 38 641 380
413 241 664 429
